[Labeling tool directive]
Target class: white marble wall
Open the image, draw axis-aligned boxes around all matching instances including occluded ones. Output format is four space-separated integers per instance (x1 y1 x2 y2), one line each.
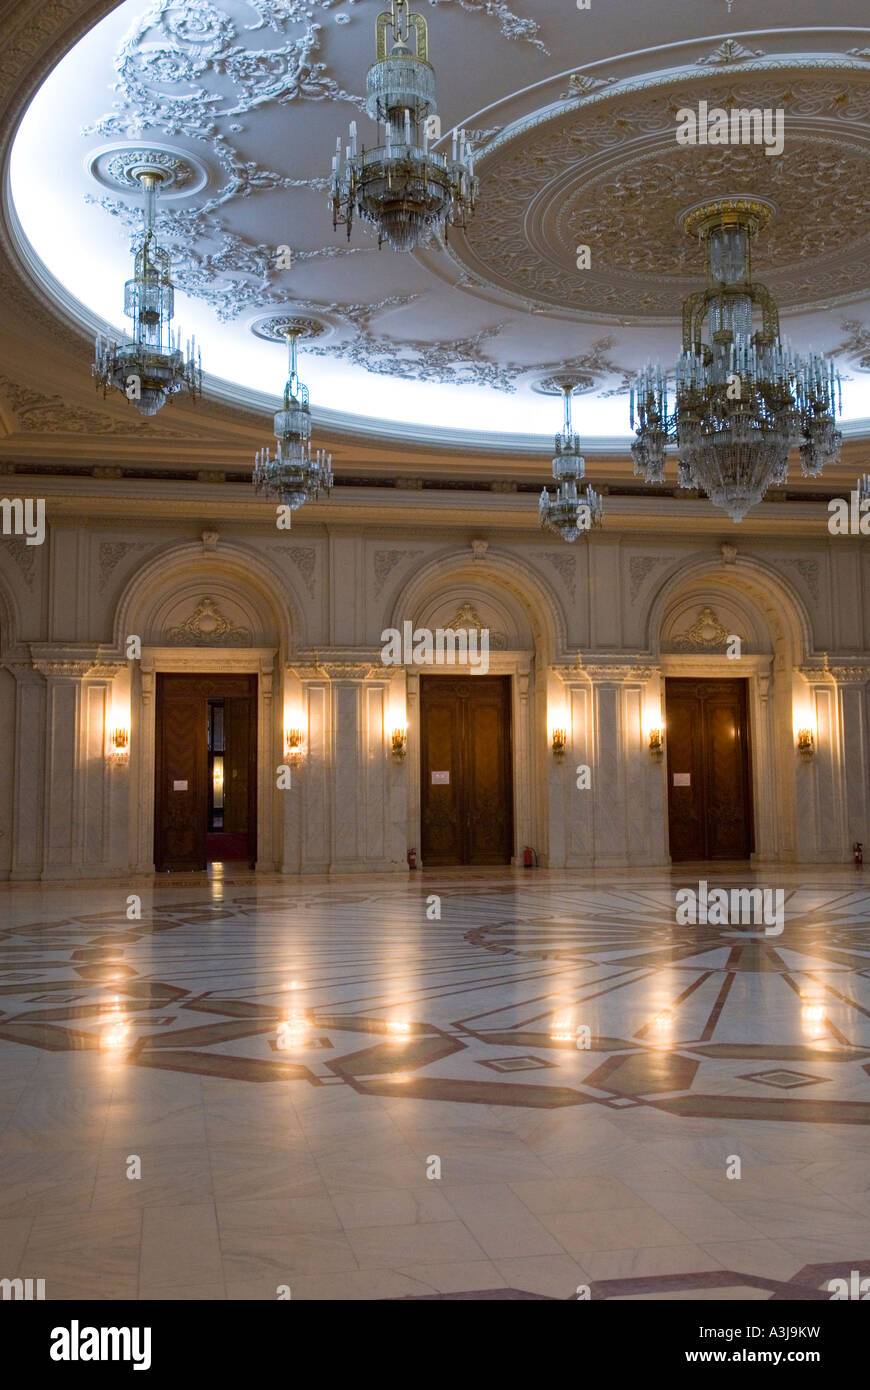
1 520 868 878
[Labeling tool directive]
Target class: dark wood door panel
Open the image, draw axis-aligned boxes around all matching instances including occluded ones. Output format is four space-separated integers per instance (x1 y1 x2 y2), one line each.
666 693 705 860
420 692 463 866
155 674 257 871
421 676 513 867
155 688 205 871
665 678 752 862
466 694 512 865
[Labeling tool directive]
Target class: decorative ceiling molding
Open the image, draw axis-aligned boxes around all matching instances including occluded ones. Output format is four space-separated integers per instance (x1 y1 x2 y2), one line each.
696 39 766 66
5 6 870 450
0 373 194 437
447 63 870 322
834 319 870 371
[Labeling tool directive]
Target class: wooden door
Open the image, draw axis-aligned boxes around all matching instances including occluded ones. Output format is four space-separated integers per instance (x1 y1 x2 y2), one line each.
155 675 257 871
421 676 513 866
155 677 206 871
665 678 753 861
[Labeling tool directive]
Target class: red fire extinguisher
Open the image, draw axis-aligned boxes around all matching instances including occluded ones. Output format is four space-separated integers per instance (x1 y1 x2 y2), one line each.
523 846 537 869
408 847 418 870
854 841 863 868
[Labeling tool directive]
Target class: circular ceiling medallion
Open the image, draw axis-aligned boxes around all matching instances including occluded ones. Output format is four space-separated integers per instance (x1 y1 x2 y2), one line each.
86 143 209 199
678 195 778 238
446 64 870 322
248 315 332 343
530 371 597 396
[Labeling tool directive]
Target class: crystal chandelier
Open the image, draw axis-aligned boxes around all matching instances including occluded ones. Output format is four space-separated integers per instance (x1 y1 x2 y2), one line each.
252 331 333 514
630 199 842 522
539 381 605 542
330 0 477 252
93 168 201 417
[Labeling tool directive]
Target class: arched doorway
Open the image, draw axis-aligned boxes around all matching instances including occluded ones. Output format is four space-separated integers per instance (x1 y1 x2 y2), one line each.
388 550 562 868
115 539 298 873
648 555 816 865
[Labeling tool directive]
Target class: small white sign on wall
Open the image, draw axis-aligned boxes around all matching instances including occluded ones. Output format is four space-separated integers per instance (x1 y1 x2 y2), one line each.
172 780 188 791
431 771 450 785
673 773 691 787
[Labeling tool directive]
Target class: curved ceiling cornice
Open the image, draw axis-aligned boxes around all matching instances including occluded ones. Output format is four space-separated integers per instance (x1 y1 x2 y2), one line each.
2 3 870 448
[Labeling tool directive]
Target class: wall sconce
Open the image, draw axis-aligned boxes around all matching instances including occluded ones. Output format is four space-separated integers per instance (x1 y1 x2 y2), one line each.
551 728 567 759
648 728 664 759
109 727 129 763
285 727 305 763
390 726 408 760
797 727 815 759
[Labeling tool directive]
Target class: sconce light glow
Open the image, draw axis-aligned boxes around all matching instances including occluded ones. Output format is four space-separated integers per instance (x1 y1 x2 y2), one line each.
390 726 408 759
796 727 815 759
551 727 567 758
109 725 129 762
648 727 664 758
285 726 305 761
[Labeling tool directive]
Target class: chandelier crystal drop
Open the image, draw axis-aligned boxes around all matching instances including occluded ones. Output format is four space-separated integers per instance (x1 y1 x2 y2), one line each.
539 383 605 543
252 332 333 515
629 199 842 522
93 170 201 417
330 0 477 252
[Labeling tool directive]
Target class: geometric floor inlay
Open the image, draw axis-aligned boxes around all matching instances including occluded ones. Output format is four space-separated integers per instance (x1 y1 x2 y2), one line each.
2 871 870 1120
2 866 870 1300
739 1069 831 1089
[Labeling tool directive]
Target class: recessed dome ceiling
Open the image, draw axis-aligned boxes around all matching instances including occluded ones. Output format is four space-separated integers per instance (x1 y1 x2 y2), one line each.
9 1 870 446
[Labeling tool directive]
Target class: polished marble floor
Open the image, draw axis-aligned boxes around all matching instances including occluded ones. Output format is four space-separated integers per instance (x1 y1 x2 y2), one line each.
1 865 869 1300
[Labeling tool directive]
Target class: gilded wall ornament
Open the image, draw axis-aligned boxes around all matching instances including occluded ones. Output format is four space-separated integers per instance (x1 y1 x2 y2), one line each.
672 606 739 651
164 596 252 645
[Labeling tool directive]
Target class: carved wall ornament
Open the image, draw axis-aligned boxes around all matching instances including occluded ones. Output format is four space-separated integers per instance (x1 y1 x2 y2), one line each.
98 540 151 593
287 546 316 598
830 665 870 684
628 555 669 602
672 606 739 651
784 558 821 603
576 663 655 683
721 543 738 566
470 539 489 562
164 596 252 646
373 549 422 597
0 375 191 437
445 603 508 650
544 551 577 599
3 536 37 590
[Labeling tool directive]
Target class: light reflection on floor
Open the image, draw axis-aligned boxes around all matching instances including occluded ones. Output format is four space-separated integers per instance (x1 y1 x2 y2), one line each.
0 865 868 1300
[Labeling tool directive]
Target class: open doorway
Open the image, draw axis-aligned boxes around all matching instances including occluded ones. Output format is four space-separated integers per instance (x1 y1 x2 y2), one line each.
154 674 257 870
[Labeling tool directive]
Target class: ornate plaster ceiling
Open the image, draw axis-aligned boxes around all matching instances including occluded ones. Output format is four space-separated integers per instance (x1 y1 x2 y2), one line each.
7 0 870 447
